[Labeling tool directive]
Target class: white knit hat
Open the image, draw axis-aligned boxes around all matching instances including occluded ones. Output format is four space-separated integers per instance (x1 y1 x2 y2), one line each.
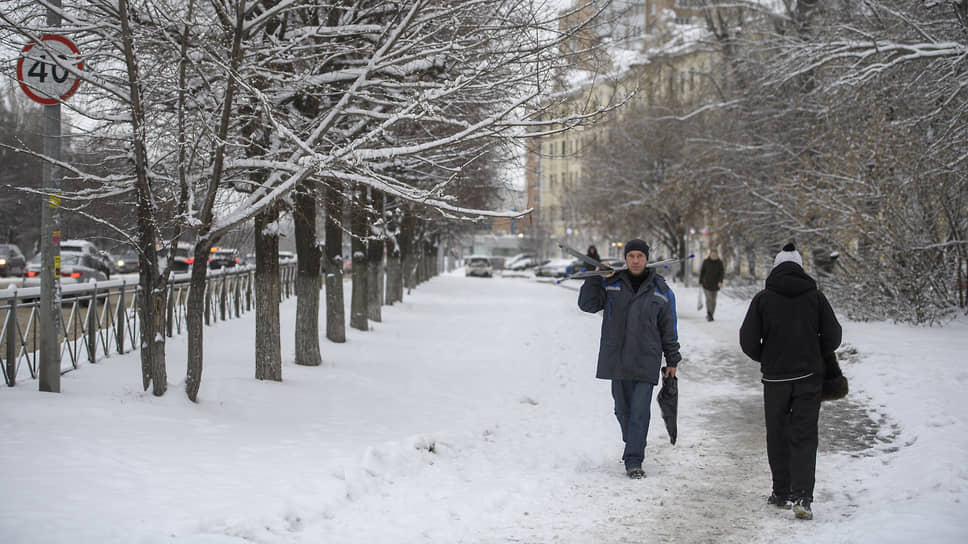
773 243 803 269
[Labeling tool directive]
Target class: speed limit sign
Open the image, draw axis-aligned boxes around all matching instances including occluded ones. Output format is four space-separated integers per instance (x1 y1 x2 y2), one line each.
16 34 83 105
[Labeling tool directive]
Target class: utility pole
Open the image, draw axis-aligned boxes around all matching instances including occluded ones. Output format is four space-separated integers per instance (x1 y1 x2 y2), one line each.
16 1 81 392
39 1 64 392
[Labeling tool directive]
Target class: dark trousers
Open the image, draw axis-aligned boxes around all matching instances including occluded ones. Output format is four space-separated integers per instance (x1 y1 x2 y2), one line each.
612 379 654 469
703 288 719 316
763 377 822 501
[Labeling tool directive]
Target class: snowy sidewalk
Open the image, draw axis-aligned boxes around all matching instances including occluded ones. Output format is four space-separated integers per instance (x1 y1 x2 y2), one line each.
1 273 966 543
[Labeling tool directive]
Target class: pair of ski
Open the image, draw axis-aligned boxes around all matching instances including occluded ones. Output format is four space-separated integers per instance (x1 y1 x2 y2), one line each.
555 242 694 283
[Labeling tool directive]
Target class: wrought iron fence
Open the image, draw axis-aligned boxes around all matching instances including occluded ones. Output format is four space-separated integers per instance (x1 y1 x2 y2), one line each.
1 264 297 387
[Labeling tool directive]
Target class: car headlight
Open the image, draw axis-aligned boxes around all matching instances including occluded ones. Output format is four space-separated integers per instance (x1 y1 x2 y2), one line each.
117 260 125 267
0 258 5 265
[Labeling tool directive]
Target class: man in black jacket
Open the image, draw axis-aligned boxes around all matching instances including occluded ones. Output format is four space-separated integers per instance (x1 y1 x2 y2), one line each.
579 239 681 479
699 250 725 321
740 243 842 520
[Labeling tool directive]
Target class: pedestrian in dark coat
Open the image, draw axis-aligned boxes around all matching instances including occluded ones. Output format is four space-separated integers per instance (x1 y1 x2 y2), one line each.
578 239 681 479
699 250 725 321
739 243 842 520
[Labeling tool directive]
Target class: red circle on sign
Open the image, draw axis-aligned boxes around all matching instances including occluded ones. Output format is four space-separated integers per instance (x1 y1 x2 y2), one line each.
16 34 83 106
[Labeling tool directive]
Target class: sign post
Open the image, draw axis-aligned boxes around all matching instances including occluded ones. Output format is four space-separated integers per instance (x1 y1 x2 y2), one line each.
16 3 80 393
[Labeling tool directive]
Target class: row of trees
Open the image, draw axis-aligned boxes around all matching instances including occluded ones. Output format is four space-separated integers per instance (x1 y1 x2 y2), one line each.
578 0 967 324
1 0 614 399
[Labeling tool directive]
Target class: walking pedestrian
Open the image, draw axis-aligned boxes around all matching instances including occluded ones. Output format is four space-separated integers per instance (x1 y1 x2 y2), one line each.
699 250 725 321
578 239 682 479
739 243 842 520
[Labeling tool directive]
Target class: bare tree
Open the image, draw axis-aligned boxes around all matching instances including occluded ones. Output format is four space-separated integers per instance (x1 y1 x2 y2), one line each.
3 0 621 400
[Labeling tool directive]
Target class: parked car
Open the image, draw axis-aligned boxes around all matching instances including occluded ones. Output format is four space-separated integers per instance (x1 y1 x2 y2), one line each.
504 253 535 269
506 253 541 271
464 255 493 278
209 248 240 269
114 250 140 274
22 252 108 286
0 243 26 277
534 258 574 278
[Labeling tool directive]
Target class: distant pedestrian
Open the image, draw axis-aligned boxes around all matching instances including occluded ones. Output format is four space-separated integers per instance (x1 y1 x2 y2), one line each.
699 250 725 321
586 245 602 263
739 243 842 521
578 239 681 479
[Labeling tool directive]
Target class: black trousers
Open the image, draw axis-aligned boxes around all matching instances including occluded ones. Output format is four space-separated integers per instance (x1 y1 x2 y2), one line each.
763 377 822 501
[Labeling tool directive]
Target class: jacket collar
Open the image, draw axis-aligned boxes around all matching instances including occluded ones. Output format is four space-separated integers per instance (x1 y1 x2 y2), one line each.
617 268 656 296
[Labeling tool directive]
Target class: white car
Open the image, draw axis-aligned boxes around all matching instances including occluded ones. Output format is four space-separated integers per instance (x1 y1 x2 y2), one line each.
534 258 575 278
22 252 108 287
505 253 541 271
464 256 493 278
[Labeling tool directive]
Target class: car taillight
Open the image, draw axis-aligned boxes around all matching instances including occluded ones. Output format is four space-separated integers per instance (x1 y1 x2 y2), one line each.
234 258 239 263
184 258 195 264
209 257 214 262
26 271 38 277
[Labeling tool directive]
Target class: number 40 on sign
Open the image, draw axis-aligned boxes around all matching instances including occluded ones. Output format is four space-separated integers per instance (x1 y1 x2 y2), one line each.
16 34 83 105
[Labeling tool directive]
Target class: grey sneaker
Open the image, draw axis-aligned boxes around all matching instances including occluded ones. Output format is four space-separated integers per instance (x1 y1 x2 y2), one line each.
768 492 792 509
626 466 645 479
793 497 813 520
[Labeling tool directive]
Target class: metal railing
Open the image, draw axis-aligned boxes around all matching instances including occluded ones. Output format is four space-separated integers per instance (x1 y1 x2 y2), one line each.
1 264 297 387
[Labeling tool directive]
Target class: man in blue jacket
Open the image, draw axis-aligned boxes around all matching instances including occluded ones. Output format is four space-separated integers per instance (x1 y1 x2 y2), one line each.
740 243 842 520
578 239 682 479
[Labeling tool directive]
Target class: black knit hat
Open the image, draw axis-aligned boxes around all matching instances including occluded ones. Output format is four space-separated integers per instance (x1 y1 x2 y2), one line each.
624 239 650 258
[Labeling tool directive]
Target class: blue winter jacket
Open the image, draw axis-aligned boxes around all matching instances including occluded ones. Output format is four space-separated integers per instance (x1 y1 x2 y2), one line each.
578 269 682 384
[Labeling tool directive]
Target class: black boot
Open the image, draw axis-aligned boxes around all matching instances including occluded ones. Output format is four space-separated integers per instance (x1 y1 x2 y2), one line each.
768 492 792 509
793 496 813 520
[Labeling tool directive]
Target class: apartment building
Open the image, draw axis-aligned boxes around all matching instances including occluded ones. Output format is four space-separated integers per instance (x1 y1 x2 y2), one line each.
528 1 718 258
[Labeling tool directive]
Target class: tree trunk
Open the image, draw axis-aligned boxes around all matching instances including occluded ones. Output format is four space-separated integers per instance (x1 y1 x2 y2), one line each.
294 184 322 366
137 234 166 396
386 232 402 305
419 239 432 284
746 247 758 280
350 185 369 331
324 183 346 342
367 190 384 321
401 210 417 292
119 0 166 396
677 233 687 284
185 241 212 401
254 205 282 381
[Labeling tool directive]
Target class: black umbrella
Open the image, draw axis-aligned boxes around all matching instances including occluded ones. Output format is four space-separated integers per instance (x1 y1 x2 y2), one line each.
657 374 678 445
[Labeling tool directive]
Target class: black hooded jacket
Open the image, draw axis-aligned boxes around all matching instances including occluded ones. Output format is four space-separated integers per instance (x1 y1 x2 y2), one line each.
739 262 842 382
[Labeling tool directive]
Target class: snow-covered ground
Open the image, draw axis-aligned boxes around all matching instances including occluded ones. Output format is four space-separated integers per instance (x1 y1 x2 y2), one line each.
1 271 966 543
